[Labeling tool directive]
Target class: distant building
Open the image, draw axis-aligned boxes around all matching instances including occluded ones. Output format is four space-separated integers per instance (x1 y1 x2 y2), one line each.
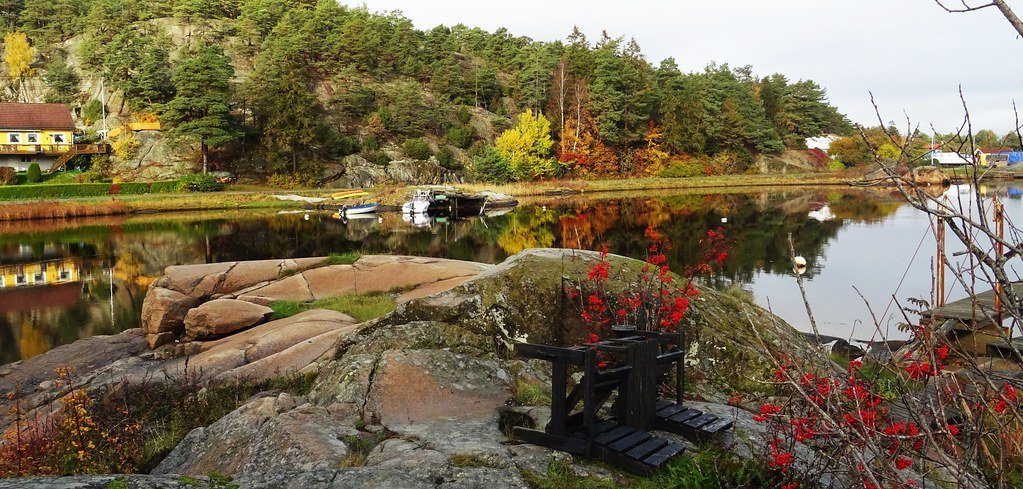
929 151 974 166
805 134 842 152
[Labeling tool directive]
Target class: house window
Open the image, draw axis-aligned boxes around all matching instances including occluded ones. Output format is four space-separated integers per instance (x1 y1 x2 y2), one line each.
33 272 43 282
8 133 19 144
15 274 26 285
19 155 30 163
26 133 39 144
52 134 66 144
59 270 70 280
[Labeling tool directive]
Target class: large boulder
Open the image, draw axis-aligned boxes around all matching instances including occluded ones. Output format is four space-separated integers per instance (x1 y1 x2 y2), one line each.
141 287 195 336
183 299 274 340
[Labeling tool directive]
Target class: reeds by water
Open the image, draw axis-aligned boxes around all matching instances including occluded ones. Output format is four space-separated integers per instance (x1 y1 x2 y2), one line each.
0 201 130 221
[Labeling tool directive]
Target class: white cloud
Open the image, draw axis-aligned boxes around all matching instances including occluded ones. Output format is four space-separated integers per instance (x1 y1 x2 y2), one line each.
345 0 1023 132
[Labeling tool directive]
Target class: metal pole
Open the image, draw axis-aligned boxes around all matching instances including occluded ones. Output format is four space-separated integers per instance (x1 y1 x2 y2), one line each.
936 218 946 308
101 79 107 138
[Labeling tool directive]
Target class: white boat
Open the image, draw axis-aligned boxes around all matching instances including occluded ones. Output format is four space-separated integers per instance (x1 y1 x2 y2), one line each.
402 189 434 214
339 202 379 215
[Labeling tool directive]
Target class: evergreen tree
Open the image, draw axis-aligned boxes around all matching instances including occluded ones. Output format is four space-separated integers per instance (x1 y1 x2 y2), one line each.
43 52 79 104
163 42 239 173
102 28 174 110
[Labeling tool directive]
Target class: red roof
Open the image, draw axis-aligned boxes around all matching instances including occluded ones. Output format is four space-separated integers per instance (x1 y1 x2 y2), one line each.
0 103 75 131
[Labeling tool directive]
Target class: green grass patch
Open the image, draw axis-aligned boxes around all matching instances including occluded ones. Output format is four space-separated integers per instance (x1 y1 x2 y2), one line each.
449 453 502 468
514 378 552 406
324 251 362 266
270 292 395 322
522 459 620 489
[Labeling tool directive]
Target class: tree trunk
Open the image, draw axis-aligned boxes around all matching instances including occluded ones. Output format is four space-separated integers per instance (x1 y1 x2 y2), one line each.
201 140 209 174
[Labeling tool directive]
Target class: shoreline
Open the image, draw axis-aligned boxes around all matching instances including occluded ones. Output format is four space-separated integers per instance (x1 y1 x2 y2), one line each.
0 173 855 221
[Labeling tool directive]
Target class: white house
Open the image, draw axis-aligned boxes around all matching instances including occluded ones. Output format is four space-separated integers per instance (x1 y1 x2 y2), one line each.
805 134 842 152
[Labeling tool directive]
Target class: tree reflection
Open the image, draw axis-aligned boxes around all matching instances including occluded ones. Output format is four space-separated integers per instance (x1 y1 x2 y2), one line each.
0 189 906 363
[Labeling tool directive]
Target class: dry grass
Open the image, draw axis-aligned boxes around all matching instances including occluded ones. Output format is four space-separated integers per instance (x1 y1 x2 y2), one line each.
0 201 130 221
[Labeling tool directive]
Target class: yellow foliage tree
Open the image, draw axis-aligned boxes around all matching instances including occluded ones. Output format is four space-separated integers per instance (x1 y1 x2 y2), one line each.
4 31 35 101
632 122 670 176
494 110 558 181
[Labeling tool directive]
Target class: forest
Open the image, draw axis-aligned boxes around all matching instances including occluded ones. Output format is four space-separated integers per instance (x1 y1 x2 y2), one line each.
2 0 877 182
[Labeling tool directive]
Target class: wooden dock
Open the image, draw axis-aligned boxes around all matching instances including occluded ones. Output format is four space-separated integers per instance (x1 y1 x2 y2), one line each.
921 281 1023 324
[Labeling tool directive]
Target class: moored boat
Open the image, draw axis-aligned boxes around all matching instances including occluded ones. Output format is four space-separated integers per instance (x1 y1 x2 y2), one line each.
339 202 379 215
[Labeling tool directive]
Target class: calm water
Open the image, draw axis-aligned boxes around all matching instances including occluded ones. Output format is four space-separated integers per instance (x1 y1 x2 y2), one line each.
2 185 1021 363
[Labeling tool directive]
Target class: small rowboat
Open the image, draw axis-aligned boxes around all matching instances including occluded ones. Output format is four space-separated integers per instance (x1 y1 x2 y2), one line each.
338 202 378 216
331 190 369 199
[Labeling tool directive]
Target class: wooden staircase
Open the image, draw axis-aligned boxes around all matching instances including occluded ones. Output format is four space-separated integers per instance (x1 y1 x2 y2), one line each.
49 143 110 173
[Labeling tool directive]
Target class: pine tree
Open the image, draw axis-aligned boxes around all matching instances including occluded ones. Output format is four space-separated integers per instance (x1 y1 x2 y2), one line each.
163 42 239 173
43 52 79 104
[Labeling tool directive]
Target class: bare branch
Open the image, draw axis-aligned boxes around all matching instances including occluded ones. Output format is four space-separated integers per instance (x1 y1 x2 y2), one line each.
936 0 1023 38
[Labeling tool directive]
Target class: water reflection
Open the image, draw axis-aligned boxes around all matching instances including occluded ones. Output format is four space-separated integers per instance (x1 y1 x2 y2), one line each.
2 185 1021 363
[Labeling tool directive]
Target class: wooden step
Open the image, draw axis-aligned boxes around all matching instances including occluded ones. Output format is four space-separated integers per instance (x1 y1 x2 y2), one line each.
654 399 735 440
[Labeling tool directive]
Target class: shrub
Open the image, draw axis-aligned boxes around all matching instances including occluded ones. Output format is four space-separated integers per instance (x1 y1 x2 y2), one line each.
0 167 14 185
828 159 846 172
178 173 224 192
266 173 315 189
75 170 104 183
361 135 380 151
402 138 432 160
455 106 472 125
436 148 461 170
82 99 104 123
149 180 180 193
362 150 390 166
25 163 42 183
111 133 141 160
444 125 473 149
0 180 177 200
659 158 704 178
470 146 510 183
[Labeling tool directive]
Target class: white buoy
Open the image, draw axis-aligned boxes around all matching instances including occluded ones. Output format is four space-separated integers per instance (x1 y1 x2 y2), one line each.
721 217 728 223
304 214 310 221
793 256 807 275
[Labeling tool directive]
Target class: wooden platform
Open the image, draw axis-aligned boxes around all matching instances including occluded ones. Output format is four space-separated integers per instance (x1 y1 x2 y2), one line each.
921 282 1023 323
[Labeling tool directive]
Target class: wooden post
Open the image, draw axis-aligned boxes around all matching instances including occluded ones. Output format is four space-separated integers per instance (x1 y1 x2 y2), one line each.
583 348 597 456
936 217 946 308
549 360 567 436
676 331 685 406
623 340 658 431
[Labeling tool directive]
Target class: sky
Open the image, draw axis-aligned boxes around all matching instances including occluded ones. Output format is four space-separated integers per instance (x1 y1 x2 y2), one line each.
343 0 1023 134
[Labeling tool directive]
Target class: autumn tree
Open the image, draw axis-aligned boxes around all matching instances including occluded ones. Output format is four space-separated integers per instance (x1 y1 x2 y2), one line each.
495 109 558 180
4 30 33 101
163 42 239 173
